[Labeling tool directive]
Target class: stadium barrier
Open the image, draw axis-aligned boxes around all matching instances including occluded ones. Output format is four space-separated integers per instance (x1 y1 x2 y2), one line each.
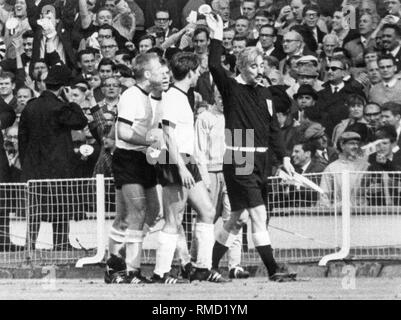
0 171 401 267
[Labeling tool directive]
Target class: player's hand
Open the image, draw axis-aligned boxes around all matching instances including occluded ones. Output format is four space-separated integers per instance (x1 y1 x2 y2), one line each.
283 157 295 177
278 6 292 22
179 167 196 189
103 137 115 151
376 153 388 164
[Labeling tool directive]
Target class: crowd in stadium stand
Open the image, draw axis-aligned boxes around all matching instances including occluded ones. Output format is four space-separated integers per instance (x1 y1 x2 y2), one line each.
0 0 401 276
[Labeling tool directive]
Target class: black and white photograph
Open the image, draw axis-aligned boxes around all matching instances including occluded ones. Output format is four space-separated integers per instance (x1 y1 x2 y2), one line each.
0 0 400 305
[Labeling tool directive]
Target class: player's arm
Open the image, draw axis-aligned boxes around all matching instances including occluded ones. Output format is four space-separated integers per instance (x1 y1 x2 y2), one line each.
163 120 195 189
117 90 156 147
117 120 155 147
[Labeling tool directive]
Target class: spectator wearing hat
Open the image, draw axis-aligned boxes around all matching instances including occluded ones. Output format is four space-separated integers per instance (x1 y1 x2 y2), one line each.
317 56 365 139
319 131 369 207
18 64 88 251
292 84 318 123
305 123 338 167
286 63 323 100
366 125 401 206
332 94 370 148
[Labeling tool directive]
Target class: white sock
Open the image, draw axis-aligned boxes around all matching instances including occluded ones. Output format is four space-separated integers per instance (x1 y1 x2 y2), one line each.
108 227 126 257
174 225 191 267
252 231 271 247
193 223 215 270
125 230 143 272
228 229 243 270
154 231 178 277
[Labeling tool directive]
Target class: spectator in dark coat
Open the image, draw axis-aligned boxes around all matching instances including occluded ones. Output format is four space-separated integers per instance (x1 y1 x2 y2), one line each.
366 125 401 206
317 56 365 138
18 65 88 251
0 95 21 252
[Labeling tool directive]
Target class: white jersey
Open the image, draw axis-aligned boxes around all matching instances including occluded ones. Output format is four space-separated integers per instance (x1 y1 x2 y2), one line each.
116 85 159 152
161 86 195 156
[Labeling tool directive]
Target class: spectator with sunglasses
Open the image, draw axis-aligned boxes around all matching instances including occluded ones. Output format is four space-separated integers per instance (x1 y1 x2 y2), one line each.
317 56 365 138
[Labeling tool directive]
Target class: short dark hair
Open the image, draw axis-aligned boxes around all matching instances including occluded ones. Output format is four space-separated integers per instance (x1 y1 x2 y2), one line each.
147 47 164 57
170 52 200 81
22 30 34 39
115 64 133 78
375 125 398 143
294 140 317 158
382 102 401 117
77 49 96 63
382 23 401 37
302 4 320 17
193 26 210 40
232 36 248 44
0 72 15 83
139 34 156 47
98 58 116 71
378 54 397 66
255 9 270 18
345 94 366 109
263 55 279 69
236 15 250 22
98 24 117 40
259 24 277 36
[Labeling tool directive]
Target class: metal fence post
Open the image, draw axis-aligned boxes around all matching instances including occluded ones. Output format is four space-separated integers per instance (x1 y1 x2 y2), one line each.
318 171 351 266
76 175 106 268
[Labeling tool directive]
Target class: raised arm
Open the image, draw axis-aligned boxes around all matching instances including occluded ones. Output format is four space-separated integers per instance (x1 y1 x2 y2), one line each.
205 13 231 98
79 0 92 30
0 5 10 24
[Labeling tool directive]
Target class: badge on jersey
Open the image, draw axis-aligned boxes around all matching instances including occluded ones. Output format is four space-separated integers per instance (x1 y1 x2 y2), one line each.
266 99 273 117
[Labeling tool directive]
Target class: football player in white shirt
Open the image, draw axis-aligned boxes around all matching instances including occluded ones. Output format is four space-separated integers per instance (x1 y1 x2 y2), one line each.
152 52 228 283
105 52 164 284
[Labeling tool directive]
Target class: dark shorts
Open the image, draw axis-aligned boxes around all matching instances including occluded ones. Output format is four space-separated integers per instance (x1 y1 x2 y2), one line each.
156 152 202 187
112 148 157 189
223 151 271 212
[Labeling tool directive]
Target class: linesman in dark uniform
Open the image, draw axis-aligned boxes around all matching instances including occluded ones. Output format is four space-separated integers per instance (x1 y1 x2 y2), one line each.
206 13 297 282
